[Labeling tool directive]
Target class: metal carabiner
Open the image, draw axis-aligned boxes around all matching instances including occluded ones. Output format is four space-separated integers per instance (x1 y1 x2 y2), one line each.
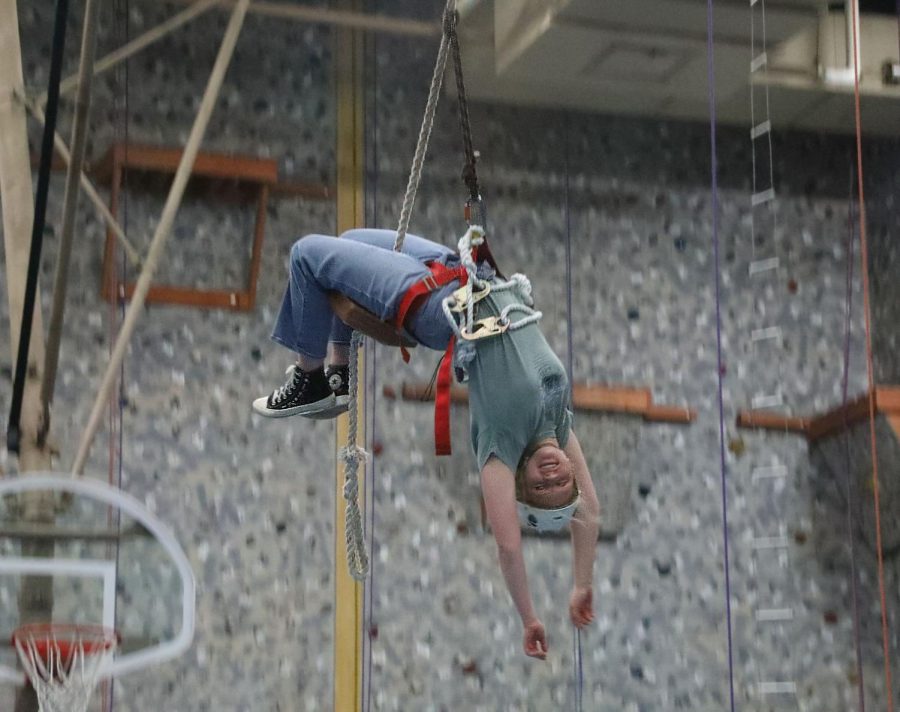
459 316 509 341
448 282 491 313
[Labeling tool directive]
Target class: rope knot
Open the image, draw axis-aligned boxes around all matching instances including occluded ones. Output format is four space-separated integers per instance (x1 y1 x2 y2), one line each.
340 443 369 500
339 444 369 468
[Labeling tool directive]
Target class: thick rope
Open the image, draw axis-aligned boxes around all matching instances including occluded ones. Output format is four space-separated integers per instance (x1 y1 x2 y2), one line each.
705 1 737 710
341 331 370 580
459 227 482 332
393 0 454 252
849 2 894 706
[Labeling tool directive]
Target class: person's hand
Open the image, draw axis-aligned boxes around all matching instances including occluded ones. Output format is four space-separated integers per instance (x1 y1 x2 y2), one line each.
523 619 548 660
569 586 594 628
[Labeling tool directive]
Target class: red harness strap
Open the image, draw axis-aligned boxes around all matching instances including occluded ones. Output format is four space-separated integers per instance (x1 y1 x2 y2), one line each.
433 334 456 455
393 259 470 455
393 261 468 358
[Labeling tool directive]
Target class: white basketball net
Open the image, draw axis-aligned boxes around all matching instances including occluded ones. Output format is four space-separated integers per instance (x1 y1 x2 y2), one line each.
13 627 118 712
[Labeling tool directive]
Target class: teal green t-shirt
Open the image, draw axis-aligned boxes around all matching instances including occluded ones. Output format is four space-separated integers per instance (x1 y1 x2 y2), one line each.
465 283 572 471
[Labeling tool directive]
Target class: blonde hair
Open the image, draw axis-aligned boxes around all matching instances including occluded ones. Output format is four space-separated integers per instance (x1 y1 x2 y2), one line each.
515 438 579 508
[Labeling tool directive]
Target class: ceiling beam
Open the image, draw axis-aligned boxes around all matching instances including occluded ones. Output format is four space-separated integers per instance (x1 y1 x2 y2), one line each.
170 0 440 37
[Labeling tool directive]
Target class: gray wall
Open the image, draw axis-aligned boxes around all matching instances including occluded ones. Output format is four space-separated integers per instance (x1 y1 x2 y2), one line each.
2 1 899 710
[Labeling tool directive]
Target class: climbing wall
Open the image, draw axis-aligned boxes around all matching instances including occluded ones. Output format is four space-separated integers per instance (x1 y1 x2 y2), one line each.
2 0 899 709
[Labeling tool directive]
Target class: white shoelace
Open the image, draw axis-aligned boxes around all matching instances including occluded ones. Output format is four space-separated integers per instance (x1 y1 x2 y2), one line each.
271 364 302 404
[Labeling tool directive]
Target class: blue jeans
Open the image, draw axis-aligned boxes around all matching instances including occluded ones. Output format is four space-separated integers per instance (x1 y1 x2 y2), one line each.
271 229 460 359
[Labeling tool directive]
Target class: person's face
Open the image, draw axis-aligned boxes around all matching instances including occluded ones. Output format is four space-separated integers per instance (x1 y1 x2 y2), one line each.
523 444 575 509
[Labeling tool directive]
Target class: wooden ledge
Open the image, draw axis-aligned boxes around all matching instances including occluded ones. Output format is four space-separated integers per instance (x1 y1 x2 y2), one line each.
389 382 695 424
737 386 900 442
89 142 330 199
92 142 278 184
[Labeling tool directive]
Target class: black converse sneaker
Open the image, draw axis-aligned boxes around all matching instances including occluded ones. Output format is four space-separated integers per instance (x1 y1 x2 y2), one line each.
252 364 335 418
326 365 350 406
304 365 350 420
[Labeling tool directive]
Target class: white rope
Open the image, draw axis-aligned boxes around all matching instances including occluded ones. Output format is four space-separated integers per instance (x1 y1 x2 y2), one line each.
497 301 543 330
341 330 369 581
393 0 455 252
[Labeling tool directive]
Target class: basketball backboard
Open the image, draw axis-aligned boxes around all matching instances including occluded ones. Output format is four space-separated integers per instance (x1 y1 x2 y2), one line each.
0 473 195 689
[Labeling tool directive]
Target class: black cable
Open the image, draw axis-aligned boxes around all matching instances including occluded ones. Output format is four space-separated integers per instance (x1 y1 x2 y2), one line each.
444 8 480 203
7 0 71 455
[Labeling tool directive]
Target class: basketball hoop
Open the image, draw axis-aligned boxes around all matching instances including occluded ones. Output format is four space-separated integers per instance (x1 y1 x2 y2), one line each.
11 623 120 712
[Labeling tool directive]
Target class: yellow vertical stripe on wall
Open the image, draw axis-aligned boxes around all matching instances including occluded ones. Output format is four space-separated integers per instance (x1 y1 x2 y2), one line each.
333 1 366 710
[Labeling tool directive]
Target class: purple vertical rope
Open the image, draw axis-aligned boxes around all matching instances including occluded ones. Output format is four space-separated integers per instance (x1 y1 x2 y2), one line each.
705 1 736 709
841 168 866 712
362 29 378 709
563 116 575 386
562 113 583 712
108 3 130 709
363 339 377 712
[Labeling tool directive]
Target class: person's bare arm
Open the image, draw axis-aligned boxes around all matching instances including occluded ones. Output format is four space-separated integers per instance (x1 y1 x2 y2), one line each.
481 456 547 658
565 431 600 626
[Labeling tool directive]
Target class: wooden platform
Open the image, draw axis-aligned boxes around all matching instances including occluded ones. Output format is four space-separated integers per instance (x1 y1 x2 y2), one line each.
788 386 900 554
736 386 900 442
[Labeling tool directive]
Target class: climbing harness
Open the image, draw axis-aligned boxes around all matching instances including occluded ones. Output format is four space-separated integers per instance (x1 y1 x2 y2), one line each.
426 226 542 455
439 227 542 350
393 260 469 364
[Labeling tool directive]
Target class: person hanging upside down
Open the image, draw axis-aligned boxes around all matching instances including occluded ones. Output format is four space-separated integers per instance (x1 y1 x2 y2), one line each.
253 228 601 659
